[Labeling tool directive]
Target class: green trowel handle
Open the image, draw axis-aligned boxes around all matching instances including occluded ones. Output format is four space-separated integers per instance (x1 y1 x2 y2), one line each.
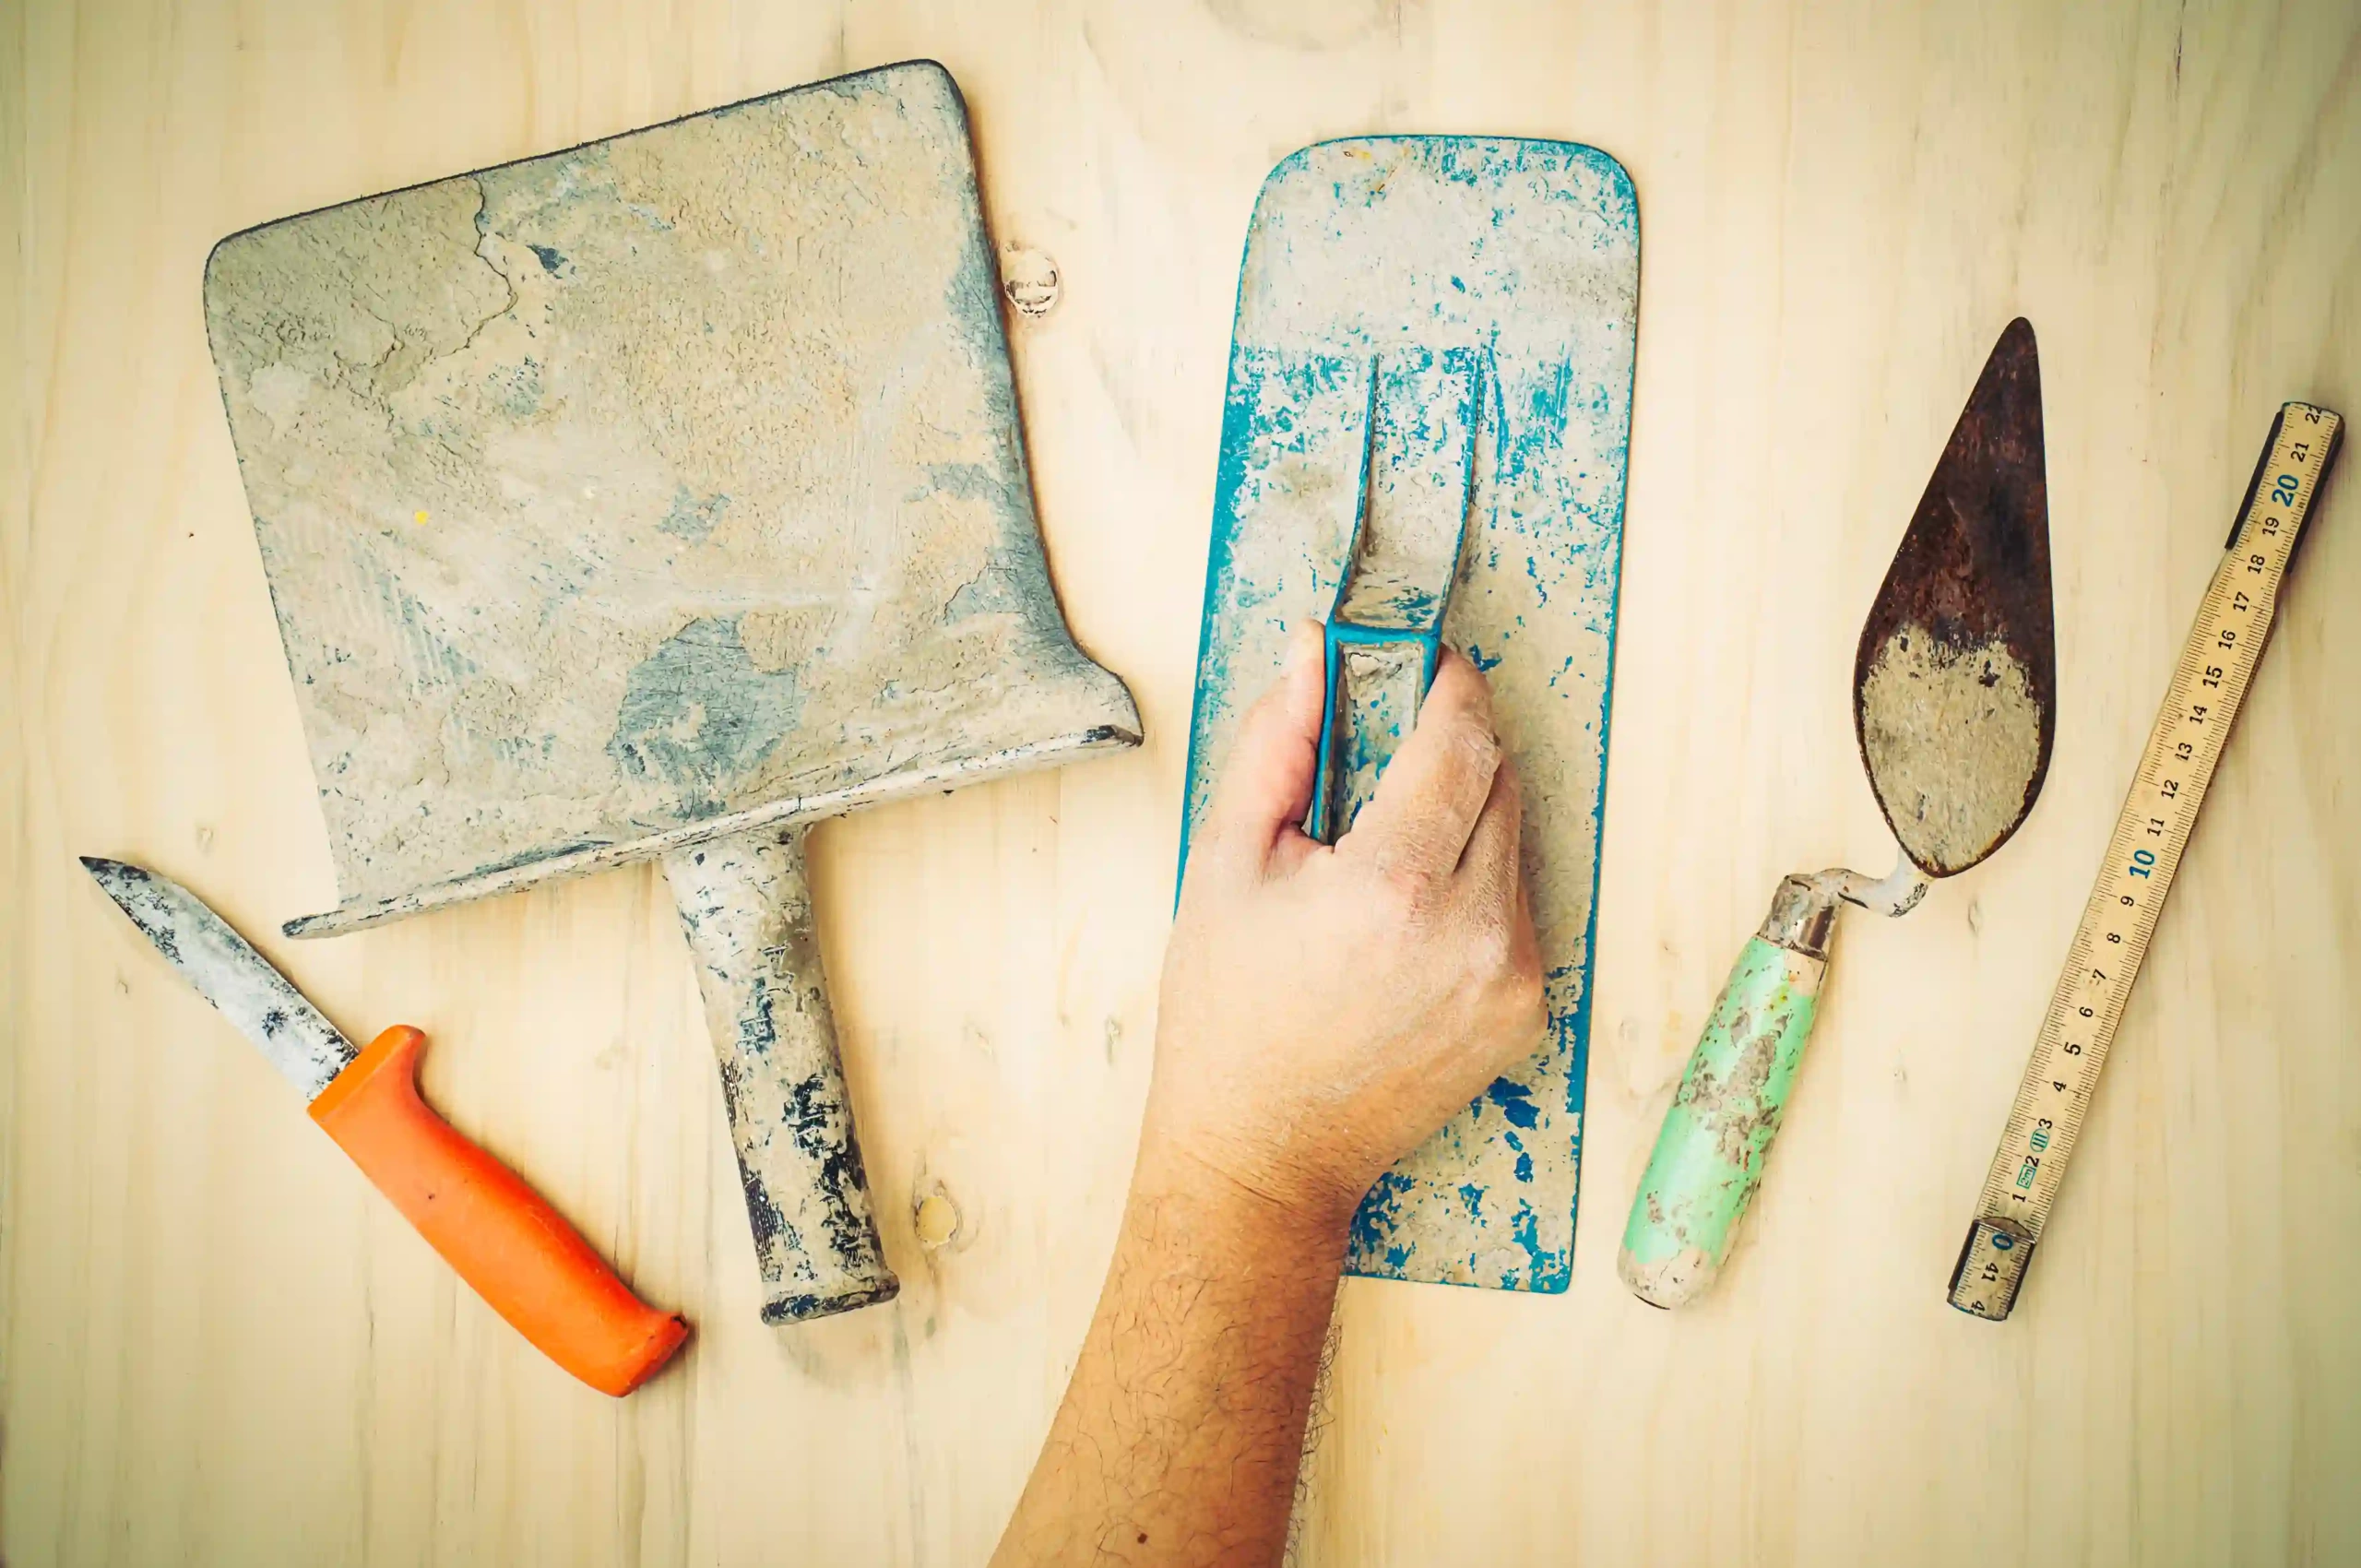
1619 875 1842 1309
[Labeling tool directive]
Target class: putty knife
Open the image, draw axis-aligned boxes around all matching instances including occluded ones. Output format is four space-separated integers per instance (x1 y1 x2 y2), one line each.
1620 319 2053 1309
1182 137 1639 1289
201 62 1140 1325
81 858 687 1396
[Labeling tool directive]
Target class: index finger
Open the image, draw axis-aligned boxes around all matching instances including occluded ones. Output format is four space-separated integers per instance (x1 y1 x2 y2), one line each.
1339 648 1502 881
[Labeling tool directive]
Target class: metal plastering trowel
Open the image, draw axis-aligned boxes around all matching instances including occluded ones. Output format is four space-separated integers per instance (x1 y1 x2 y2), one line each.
1620 319 2053 1309
201 62 1140 1325
1307 350 1486 844
1183 138 1640 1290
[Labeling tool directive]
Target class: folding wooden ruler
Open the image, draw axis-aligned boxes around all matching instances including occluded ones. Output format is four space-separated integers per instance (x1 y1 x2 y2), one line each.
1949 402 2344 1321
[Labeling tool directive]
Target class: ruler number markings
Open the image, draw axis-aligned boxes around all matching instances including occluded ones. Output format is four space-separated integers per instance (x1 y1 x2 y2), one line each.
1950 404 2342 1319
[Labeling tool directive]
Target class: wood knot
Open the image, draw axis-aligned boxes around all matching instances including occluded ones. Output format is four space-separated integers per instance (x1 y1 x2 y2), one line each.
913 1187 963 1251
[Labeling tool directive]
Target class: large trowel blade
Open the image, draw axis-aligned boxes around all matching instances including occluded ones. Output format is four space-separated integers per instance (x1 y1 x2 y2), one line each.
1854 317 2055 876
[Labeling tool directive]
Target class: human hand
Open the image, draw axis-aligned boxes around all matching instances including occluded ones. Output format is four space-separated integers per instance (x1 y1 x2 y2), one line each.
1144 624 1547 1229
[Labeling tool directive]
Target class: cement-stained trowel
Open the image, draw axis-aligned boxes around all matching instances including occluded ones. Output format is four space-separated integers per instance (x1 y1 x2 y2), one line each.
1183 137 1640 1290
1620 319 2054 1309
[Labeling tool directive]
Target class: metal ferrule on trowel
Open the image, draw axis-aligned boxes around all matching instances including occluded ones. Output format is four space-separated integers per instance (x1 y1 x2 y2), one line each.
1619 319 2056 1310
1307 351 1489 844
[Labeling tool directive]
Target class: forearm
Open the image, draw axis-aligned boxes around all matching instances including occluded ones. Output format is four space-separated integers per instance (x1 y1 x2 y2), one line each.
991 1146 1347 1567
994 639 1540 1562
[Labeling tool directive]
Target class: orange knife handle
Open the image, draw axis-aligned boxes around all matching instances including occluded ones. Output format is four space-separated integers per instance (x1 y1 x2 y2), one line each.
308 1026 689 1396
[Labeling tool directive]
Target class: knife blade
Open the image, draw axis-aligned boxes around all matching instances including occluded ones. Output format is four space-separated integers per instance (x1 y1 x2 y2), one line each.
81 856 688 1396
80 857 353 1096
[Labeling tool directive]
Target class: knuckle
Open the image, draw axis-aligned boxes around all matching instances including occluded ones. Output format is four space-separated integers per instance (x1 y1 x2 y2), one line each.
1505 959 1545 1017
1474 971 1545 1047
1362 850 1444 927
1448 719 1502 770
1465 916 1542 1008
1382 862 1446 919
1464 921 1515 981
1435 713 1491 760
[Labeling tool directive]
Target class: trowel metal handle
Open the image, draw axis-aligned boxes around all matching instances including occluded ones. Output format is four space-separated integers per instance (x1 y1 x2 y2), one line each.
663 826 898 1324
1303 349 1481 845
1306 622 1444 843
1619 875 1841 1308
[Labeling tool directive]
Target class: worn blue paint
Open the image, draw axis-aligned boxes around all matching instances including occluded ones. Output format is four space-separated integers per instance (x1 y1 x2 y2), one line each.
1486 1076 1543 1129
610 615 806 816
658 485 730 541
1179 137 1638 1292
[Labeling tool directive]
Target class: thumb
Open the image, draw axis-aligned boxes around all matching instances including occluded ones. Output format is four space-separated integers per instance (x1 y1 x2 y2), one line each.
1203 624 1325 877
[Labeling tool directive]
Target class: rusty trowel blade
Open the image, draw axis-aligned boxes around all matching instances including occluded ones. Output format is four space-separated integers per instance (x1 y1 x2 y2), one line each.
1854 317 2054 878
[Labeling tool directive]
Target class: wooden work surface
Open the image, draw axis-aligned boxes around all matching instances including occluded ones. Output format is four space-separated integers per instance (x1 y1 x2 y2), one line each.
6 3 2357 1563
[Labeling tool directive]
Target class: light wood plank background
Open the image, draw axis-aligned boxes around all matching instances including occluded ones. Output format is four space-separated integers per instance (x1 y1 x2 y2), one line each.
6 2 2358 1563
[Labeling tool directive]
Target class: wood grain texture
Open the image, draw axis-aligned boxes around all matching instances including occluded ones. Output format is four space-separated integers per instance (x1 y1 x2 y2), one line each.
5 2 2358 1563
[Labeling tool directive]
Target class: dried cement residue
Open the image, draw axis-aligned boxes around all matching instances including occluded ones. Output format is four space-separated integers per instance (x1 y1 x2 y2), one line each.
203 63 1136 912
1857 621 2042 875
1182 137 1640 1290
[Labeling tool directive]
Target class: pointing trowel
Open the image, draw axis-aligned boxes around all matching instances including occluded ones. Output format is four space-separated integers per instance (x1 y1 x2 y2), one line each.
1619 319 2055 1308
81 857 689 1395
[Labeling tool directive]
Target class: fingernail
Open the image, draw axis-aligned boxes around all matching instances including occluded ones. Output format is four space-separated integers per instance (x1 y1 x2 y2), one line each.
1285 623 1321 674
